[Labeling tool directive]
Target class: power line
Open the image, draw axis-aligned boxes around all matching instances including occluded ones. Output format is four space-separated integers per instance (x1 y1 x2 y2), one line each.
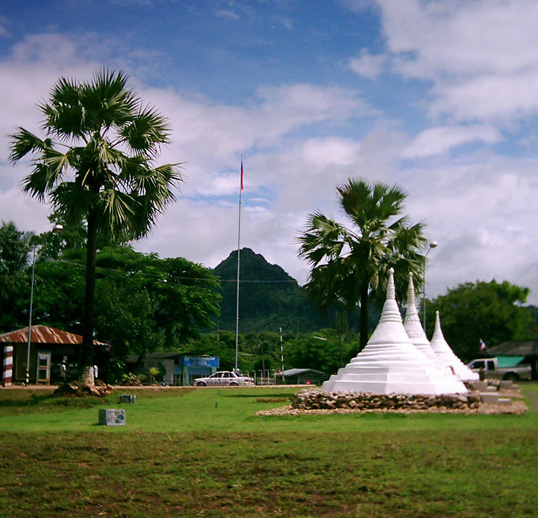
33 258 299 284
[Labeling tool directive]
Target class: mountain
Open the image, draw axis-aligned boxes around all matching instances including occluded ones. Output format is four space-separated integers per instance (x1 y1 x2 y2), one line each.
212 248 332 333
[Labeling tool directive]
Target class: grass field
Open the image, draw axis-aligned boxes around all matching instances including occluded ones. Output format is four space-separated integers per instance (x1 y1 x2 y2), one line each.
1 384 537 517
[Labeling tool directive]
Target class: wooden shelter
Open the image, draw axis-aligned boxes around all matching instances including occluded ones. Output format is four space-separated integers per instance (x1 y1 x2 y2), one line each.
1 325 107 385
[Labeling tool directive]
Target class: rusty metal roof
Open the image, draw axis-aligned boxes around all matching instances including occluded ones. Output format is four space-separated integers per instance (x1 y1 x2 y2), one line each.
0 325 107 346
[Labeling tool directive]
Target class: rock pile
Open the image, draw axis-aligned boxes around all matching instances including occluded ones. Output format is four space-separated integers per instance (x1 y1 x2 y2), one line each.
53 380 113 397
292 388 481 412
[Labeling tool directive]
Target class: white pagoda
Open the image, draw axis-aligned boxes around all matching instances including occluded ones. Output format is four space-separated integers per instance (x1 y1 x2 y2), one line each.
322 269 467 395
429 311 479 382
403 273 439 364
403 273 466 387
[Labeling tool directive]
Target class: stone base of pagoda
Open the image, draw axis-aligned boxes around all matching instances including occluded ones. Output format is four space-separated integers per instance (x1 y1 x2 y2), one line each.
322 364 467 395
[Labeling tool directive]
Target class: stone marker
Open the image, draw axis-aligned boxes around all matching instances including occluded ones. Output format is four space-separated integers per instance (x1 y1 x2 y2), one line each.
120 394 136 404
469 380 487 391
99 408 126 426
480 392 499 404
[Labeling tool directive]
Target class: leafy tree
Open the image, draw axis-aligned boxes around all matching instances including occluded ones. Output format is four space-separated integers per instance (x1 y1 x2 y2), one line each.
93 246 221 348
284 329 359 374
95 276 162 360
30 256 85 331
25 244 220 378
298 178 427 350
9 69 181 385
36 212 88 262
426 280 534 360
334 309 349 368
0 222 32 330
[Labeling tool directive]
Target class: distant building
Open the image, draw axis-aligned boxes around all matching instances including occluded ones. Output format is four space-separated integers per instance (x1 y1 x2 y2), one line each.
0 326 108 385
486 341 538 379
279 368 328 385
125 353 219 386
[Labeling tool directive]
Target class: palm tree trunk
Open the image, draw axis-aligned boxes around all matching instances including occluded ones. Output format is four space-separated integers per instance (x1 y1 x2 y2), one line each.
81 209 98 386
359 282 369 351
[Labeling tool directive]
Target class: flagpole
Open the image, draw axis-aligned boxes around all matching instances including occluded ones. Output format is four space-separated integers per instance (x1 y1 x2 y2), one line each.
235 156 243 372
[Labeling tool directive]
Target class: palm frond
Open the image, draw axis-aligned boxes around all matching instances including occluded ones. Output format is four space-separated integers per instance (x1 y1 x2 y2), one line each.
50 182 95 223
43 147 71 182
120 105 171 156
38 76 86 140
22 163 52 201
100 189 138 230
81 69 138 131
298 212 349 266
13 68 181 245
9 128 47 162
129 163 182 201
90 136 129 175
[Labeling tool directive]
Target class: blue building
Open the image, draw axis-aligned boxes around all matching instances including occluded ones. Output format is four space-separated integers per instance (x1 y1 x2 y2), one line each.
126 352 219 386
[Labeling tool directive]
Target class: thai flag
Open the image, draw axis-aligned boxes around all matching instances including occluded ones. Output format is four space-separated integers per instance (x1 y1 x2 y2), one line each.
480 338 487 352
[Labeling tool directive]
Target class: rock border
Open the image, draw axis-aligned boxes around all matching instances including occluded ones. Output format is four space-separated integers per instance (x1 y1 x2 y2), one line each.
256 388 528 416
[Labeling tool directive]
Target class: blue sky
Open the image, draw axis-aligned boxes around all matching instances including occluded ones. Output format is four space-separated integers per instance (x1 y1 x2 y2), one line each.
1 0 538 306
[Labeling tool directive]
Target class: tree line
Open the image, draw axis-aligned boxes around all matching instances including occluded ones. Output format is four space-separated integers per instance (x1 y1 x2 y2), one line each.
2 218 536 381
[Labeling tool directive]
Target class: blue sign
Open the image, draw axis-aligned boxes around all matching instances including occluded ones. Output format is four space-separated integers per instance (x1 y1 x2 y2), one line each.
182 356 219 368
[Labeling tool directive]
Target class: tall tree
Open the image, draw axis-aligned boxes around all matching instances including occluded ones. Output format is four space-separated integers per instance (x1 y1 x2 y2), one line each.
426 280 535 360
0 221 32 330
25 244 220 379
298 178 427 349
9 69 182 385
93 246 221 348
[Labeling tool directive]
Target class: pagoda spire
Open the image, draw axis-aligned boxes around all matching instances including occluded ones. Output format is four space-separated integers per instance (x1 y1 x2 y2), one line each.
404 273 442 364
429 311 478 382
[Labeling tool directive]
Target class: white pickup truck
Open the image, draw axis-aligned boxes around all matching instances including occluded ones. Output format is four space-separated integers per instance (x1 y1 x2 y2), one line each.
467 357 532 381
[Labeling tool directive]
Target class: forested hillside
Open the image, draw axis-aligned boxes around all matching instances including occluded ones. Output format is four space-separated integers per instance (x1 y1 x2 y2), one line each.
213 248 332 333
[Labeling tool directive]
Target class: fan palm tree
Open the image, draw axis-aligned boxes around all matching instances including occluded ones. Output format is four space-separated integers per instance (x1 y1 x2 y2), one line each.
9 69 182 385
298 178 427 350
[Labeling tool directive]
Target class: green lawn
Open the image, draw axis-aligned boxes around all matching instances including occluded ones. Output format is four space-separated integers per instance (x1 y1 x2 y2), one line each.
1 384 537 517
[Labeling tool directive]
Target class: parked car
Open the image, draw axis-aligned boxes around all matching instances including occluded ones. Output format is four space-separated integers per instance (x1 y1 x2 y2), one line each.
193 371 255 387
467 357 532 381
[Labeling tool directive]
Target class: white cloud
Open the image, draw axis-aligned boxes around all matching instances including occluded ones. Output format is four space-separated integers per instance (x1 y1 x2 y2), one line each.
405 156 538 301
215 9 240 20
0 30 375 287
256 83 373 134
277 17 293 30
376 0 538 123
431 71 538 123
348 49 387 79
138 82 372 199
0 188 51 232
403 124 502 158
380 0 538 77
